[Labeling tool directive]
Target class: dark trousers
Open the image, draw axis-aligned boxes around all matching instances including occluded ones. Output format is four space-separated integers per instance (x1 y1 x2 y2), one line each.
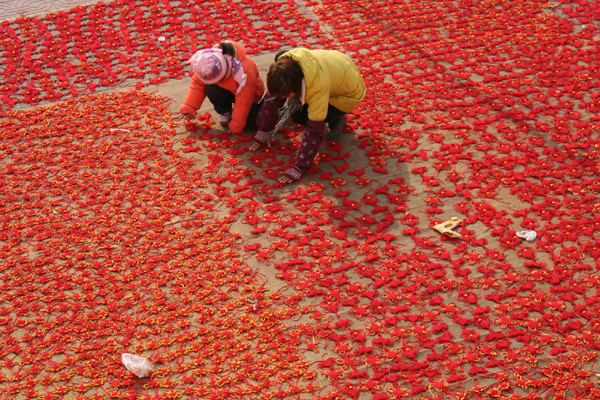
205 85 261 130
291 104 345 125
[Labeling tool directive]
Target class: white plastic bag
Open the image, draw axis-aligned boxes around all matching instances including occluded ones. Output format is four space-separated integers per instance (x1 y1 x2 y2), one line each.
516 230 537 241
121 353 154 378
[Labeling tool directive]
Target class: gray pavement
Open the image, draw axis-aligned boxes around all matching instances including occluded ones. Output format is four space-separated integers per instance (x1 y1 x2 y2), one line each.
0 0 96 21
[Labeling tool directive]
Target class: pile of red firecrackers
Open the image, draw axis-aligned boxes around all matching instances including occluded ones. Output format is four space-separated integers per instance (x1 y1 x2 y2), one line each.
1 0 600 399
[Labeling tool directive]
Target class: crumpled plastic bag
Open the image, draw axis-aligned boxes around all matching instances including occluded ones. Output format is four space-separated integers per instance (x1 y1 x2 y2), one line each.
433 217 462 239
121 353 153 378
516 230 537 241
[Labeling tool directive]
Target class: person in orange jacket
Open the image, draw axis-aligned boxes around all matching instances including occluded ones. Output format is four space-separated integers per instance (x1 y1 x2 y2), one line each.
180 40 265 133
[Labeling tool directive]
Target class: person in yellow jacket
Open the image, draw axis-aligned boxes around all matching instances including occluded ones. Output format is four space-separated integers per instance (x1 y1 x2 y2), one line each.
250 48 366 183
180 40 265 134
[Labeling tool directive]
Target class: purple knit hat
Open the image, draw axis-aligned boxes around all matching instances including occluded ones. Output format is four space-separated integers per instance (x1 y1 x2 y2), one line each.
189 48 230 84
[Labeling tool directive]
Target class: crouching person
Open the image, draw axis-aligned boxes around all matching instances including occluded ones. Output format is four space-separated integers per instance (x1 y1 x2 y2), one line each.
180 40 265 133
250 48 366 183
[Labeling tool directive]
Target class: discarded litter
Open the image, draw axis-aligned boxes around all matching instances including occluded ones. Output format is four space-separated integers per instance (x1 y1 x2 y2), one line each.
121 353 154 378
433 217 462 239
248 297 259 311
516 230 537 241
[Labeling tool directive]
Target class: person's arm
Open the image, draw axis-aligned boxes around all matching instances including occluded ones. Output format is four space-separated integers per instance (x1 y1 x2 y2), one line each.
229 70 258 133
249 93 286 150
257 93 286 133
179 73 207 115
279 119 326 183
279 87 329 182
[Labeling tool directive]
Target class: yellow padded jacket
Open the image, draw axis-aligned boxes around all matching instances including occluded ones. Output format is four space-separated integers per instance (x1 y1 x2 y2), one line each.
280 48 366 121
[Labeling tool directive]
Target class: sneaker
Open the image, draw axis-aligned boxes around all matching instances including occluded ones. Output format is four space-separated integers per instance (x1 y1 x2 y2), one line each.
325 114 347 140
219 112 232 127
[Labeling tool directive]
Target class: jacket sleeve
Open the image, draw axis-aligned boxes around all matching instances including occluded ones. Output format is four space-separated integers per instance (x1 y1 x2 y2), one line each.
307 86 330 122
293 120 326 171
256 93 286 132
229 69 259 134
180 73 207 114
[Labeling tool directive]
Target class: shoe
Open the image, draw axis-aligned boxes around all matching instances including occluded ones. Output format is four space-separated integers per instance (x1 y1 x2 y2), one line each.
219 112 232 127
325 115 347 140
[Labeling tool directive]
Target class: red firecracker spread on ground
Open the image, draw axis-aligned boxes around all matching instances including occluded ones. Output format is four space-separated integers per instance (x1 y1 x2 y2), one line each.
1 0 600 399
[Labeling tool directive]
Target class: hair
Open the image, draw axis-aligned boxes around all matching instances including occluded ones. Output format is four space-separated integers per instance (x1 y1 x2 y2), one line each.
267 57 304 97
217 41 236 57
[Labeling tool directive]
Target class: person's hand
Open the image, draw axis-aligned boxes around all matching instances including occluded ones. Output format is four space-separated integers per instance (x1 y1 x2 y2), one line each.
278 174 295 184
249 130 271 151
180 104 196 118
278 166 302 184
249 140 266 151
